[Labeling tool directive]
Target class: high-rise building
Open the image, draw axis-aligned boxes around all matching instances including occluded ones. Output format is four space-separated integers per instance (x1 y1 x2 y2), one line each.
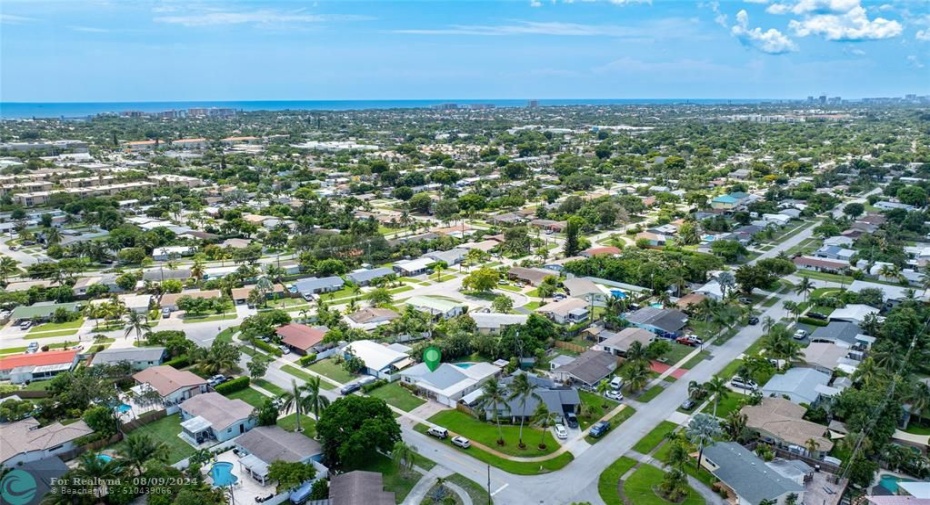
528 100 539 108
819 95 827 105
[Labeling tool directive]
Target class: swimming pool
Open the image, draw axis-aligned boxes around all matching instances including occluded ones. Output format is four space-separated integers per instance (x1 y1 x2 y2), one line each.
702 234 716 242
650 303 663 309
454 363 473 369
610 289 627 299
878 474 914 494
210 462 238 487
116 404 131 414
97 454 113 463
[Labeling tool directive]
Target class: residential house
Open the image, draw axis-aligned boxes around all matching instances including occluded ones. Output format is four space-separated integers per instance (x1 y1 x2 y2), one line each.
294 276 345 297
624 307 689 339
72 276 101 298
875 201 916 212
152 245 196 261
230 283 288 304
179 393 257 445
809 321 873 348
425 248 468 266
470 313 528 334
91 347 166 370
814 246 856 262
9 302 81 325
529 219 566 233
552 350 617 387
329 470 395 505
828 304 882 328
676 292 707 312
792 256 849 274
635 231 669 247
761 368 832 405
344 340 412 379
0 350 79 384
537 297 589 325
491 374 582 422
823 236 854 247
132 365 208 406
562 277 603 300
344 307 399 331
399 362 501 407
595 327 655 357
741 397 834 455
276 323 328 355
801 343 860 375
142 267 192 282
4 456 70 504
159 289 223 312
508 266 556 286
762 214 792 227
710 192 750 210
392 257 436 276
701 441 805 505
848 280 927 303
119 294 152 314
234 426 327 486
0 418 94 467
406 296 467 319
695 280 725 301
580 246 622 258
346 267 394 286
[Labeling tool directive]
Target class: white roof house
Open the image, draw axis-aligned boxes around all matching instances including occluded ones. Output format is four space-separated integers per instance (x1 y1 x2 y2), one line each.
848 280 926 302
399 362 501 407
344 340 410 377
471 313 528 333
829 304 880 325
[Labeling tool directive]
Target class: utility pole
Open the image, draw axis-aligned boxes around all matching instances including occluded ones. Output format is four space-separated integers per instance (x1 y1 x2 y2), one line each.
487 465 492 505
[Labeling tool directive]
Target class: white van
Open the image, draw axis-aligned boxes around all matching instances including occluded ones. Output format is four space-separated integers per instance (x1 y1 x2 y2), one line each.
427 427 448 439
610 377 623 390
554 424 568 440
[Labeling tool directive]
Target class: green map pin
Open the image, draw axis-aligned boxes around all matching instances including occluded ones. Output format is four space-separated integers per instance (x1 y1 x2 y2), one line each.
424 346 441 372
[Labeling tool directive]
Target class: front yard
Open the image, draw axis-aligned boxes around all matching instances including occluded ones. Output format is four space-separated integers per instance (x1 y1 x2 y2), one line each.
28 318 85 334
425 409 559 457
224 387 269 408
367 382 426 412
110 414 194 464
307 358 357 384
578 390 620 429
623 464 704 505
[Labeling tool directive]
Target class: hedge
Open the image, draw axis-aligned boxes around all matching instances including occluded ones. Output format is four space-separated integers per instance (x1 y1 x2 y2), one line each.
797 317 829 327
252 339 283 356
164 355 190 369
215 377 250 395
361 379 388 393
298 353 318 366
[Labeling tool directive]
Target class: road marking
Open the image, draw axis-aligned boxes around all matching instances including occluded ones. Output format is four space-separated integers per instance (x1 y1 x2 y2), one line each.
491 484 509 496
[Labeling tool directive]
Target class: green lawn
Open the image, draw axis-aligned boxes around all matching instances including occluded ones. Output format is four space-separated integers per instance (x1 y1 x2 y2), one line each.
659 343 697 366
496 284 523 293
224 387 269 408
307 358 357 384
0 346 28 355
253 378 286 396
445 474 492 505
368 382 426 412
281 364 336 389
904 424 930 435
28 318 84 333
681 351 710 370
598 456 638 505
426 410 558 457
215 326 237 343
585 406 636 444
24 329 80 339
632 421 678 455
717 359 743 380
655 443 718 489
388 285 414 295
266 297 311 308
277 413 317 438
521 302 541 311
637 386 665 403
353 452 433 504
623 464 703 505
323 286 359 301
110 414 194 464
711 392 748 418
22 381 50 391
578 391 620 429
182 312 237 324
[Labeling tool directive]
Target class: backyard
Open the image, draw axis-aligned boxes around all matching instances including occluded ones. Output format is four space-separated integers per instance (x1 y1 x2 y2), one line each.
368 382 426 412
109 414 194 464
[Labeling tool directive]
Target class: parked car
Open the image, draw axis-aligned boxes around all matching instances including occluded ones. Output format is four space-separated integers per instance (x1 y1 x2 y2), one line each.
609 376 623 390
340 382 362 396
730 376 758 391
26 342 39 354
589 421 611 438
747 316 759 325
738 297 753 305
498 279 508 285
676 335 703 347
162 308 171 319
278 344 291 354
604 390 623 401
680 398 696 411
565 412 578 429
793 329 809 340
19 321 32 330
552 293 567 301
554 424 568 440
427 427 448 439
208 375 227 387
808 312 827 320
451 436 471 449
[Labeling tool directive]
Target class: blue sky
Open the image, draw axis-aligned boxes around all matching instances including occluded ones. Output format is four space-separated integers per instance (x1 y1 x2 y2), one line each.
1 0 927 102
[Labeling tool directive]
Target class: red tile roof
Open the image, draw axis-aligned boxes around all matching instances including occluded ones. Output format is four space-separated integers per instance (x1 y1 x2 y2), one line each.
0 350 78 370
276 323 326 351
583 246 622 256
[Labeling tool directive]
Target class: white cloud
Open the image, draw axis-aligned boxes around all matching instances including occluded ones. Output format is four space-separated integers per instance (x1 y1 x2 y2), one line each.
530 0 543 6
917 29 930 41
705 1 729 27
788 6 902 40
154 9 369 27
395 19 695 37
744 0 770 3
0 13 37 24
71 26 110 33
766 0 862 15
907 55 924 68
731 9 798 53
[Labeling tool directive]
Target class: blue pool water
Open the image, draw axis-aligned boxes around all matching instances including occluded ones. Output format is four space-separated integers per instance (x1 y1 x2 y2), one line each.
454 363 473 369
117 404 131 413
650 303 663 308
702 235 716 242
878 475 914 494
211 462 238 487
610 289 628 299
98 454 112 463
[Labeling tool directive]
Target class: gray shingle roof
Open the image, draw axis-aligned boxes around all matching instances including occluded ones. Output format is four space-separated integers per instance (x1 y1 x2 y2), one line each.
346 267 393 284
92 347 165 366
554 350 616 385
294 276 344 294
810 321 862 345
235 426 321 464
703 442 804 505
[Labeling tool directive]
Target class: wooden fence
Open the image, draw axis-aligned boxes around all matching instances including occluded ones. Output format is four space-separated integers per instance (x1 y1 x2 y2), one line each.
554 341 588 353
123 408 167 432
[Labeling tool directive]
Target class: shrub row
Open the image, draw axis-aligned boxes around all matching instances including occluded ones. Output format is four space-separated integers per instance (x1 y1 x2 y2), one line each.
298 353 318 366
252 339 283 356
164 355 190 369
361 379 388 393
215 376 250 395
797 317 829 327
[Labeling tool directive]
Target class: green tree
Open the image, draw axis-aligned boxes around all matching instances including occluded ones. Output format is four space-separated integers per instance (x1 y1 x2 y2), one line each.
366 287 393 308
462 267 500 292
564 216 585 257
118 432 169 475
0 256 20 283
507 373 541 449
279 379 307 432
317 396 401 468
124 311 151 345
531 401 554 449
491 295 514 313
300 376 331 421
477 378 507 446
408 192 434 214
391 440 418 476
432 260 448 282
686 413 722 469
703 375 729 417
267 461 316 494
246 353 271 379
795 276 814 302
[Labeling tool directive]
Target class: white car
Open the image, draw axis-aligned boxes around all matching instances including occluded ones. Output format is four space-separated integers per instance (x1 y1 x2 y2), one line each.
604 390 624 401
451 436 471 449
554 424 568 440
793 329 809 340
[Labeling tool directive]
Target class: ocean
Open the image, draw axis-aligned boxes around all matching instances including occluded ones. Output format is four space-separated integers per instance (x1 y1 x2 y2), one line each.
0 98 770 120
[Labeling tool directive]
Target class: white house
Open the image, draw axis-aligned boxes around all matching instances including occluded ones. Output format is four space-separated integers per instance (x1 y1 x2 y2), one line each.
406 296 467 319
344 340 412 379
132 365 208 407
179 393 257 445
152 245 196 261
762 214 792 227
399 362 501 407
0 418 94 467
471 313 528 334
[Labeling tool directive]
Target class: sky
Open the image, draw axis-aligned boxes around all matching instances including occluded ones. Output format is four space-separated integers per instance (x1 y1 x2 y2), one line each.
0 0 928 102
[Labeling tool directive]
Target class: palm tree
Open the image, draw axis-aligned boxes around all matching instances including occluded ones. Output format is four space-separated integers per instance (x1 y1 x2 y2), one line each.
531 402 554 449
804 437 821 457
124 311 151 344
391 441 418 476
703 375 729 417
782 300 799 320
299 376 330 421
622 361 651 393
433 261 448 282
625 341 647 363
191 260 206 284
905 381 930 427
279 379 306 432
0 256 19 283
664 436 690 471
761 316 776 334
507 373 541 449
45 227 62 247
72 451 125 499
794 276 814 302
686 413 722 469
724 411 747 441
477 378 507 446
687 380 706 401
118 432 169 475
596 379 611 408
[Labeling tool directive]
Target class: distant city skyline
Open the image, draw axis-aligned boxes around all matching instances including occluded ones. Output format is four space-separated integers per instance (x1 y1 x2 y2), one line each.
1 0 928 102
